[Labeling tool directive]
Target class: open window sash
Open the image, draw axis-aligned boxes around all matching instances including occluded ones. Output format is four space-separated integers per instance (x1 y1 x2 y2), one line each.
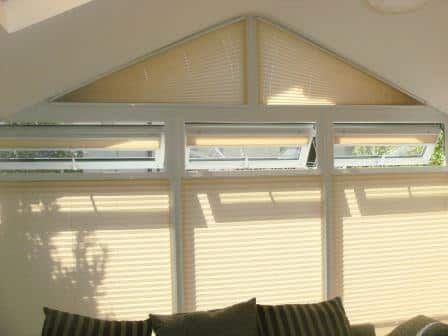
185 124 316 171
333 124 442 168
0 125 164 172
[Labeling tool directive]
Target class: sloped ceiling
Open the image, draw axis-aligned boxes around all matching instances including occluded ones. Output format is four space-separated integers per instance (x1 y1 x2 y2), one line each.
0 0 447 118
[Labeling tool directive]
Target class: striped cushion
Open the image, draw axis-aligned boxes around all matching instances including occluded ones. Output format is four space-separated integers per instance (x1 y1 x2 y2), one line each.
257 297 352 336
41 307 151 336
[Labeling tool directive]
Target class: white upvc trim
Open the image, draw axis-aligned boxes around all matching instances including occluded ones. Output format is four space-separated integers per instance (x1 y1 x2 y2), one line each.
444 121 448 167
165 120 185 313
183 167 320 178
333 165 448 175
246 16 259 110
11 103 445 124
317 114 336 300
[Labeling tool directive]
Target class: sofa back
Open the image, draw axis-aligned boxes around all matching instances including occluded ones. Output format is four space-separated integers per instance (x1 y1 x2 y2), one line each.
351 323 376 336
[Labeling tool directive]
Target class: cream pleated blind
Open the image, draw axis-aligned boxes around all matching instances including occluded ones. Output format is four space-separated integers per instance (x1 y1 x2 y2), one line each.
333 173 448 326
0 180 172 336
59 20 246 104
257 19 418 106
182 176 324 312
186 124 314 146
0 125 163 149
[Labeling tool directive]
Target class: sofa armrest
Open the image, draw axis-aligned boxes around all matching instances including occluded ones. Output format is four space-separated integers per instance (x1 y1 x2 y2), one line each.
350 323 376 336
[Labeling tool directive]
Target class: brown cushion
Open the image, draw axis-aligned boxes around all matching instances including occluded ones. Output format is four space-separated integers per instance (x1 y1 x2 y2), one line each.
350 323 376 336
387 315 448 336
418 321 448 336
257 297 352 336
41 307 151 336
150 298 257 336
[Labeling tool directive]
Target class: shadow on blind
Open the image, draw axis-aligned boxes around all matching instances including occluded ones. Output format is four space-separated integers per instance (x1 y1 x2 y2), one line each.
182 176 323 312
333 173 448 326
0 180 172 336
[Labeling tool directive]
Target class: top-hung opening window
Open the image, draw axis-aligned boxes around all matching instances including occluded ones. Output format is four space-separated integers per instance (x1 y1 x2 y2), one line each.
185 123 317 171
0 124 164 173
333 124 444 169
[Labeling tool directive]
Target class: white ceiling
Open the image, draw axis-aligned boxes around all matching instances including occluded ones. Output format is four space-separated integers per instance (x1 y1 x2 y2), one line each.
0 0 447 118
0 0 93 33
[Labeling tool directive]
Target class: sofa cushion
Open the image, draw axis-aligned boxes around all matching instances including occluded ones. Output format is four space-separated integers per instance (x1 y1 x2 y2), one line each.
257 297 352 336
417 321 448 336
387 315 448 336
150 298 257 336
41 307 151 336
351 323 376 336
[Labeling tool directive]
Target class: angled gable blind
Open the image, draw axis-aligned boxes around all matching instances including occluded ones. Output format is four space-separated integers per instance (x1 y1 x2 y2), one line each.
257 19 418 106
182 176 324 311
59 20 246 104
333 173 448 326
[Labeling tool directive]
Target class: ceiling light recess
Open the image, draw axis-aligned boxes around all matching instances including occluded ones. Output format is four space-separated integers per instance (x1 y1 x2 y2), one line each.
366 0 431 14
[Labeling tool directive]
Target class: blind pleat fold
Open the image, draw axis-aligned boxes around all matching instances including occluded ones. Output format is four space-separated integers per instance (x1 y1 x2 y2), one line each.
0 125 163 149
257 19 418 106
182 176 324 312
0 139 161 150
0 180 173 336
186 135 310 146
333 173 448 325
59 20 246 104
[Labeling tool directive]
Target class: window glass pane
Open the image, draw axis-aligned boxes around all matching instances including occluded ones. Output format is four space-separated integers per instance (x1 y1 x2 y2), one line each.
333 124 443 168
0 125 164 174
186 124 316 171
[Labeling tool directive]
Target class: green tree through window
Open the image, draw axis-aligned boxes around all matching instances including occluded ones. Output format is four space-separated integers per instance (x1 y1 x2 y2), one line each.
430 133 445 166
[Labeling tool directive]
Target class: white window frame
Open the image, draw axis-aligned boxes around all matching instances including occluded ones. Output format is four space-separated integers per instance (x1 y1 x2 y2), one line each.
0 124 165 174
184 123 316 172
333 124 442 169
4 15 448 325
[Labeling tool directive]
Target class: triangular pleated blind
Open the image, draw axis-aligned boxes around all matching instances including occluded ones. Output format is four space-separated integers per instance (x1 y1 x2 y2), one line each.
257 19 418 106
333 173 448 326
58 20 246 104
0 180 172 336
182 176 324 312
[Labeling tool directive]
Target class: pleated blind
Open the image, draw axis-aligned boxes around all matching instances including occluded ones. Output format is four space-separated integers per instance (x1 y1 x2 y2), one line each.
0 180 172 336
182 176 324 312
186 124 313 146
257 19 418 106
0 125 162 149
333 173 448 326
59 20 246 104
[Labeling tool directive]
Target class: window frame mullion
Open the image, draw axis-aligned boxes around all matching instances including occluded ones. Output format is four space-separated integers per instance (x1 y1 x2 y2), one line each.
165 119 186 313
317 112 337 300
